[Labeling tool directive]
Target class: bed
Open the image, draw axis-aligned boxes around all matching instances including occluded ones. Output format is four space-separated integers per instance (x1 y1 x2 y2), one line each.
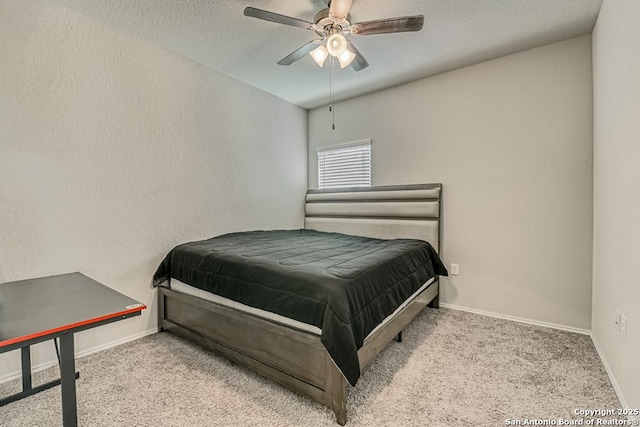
153 183 446 424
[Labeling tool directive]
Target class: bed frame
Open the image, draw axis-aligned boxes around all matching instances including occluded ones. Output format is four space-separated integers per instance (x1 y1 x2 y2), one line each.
158 183 443 425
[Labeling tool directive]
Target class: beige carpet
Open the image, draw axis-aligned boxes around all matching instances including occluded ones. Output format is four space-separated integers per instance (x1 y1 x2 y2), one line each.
0 308 621 426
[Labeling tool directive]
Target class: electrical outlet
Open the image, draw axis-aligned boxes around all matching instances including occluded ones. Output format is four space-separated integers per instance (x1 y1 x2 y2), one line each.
450 263 459 275
620 314 627 343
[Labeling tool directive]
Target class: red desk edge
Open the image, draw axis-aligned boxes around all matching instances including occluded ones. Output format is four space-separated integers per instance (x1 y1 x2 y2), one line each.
0 305 147 348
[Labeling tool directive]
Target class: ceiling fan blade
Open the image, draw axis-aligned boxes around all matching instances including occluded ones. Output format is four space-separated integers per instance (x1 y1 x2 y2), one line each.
329 0 353 20
277 41 320 65
351 15 424 35
244 7 314 30
346 41 369 71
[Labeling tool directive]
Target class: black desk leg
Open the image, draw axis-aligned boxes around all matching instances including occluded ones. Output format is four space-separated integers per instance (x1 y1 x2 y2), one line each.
0 343 79 407
21 346 32 391
59 332 78 427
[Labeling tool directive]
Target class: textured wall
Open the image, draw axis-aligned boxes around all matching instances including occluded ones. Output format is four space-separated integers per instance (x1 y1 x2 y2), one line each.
309 36 593 331
0 0 306 379
592 0 640 410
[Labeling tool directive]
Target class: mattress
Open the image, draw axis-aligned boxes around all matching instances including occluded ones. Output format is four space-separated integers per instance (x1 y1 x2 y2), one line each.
169 276 435 338
153 229 447 385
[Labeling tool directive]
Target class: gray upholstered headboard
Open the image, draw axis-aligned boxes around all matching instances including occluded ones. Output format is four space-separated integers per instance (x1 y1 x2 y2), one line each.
304 184 442 252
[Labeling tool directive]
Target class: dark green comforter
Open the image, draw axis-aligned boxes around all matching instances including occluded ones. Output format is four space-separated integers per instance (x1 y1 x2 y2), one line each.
153 229 447 386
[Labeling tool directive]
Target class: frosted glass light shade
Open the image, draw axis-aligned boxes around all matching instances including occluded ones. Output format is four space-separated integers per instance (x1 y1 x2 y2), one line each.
310 45 329 67
326 33 347 57
338 48 355 68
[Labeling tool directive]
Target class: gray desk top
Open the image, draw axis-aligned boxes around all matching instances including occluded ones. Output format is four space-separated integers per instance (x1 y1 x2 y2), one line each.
0 272 145 347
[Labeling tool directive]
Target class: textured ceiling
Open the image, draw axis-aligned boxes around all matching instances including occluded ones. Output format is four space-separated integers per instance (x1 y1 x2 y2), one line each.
53 0 603 109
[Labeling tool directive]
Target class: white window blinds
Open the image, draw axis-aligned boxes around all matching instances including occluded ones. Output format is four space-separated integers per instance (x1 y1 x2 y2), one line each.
317 140 371 189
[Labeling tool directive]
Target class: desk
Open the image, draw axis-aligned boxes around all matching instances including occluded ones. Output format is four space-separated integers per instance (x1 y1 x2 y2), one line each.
0 273 146 426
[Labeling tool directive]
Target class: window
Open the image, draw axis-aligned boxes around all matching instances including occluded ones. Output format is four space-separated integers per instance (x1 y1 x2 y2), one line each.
317 140 371 189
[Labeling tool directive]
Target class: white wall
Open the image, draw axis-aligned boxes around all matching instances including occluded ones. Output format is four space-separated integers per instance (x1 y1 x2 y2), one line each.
0 0 306 380
592 0 640 410
309 36 593 331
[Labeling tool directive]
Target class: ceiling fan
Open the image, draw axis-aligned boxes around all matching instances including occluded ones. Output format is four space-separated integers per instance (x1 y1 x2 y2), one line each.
244 0 424 71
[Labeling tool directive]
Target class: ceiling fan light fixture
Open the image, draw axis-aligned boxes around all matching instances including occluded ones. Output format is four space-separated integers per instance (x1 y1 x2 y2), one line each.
310 44 329 67
326 32 347 57
338 48 355 68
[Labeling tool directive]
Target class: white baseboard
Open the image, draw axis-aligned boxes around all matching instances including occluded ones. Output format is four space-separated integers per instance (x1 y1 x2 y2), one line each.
591 333 636 422
439 303 591 335
0 328 157 385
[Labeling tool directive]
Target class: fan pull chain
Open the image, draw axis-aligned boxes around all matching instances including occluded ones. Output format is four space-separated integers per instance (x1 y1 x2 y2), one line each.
329 57 332 114
330 56 335 130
